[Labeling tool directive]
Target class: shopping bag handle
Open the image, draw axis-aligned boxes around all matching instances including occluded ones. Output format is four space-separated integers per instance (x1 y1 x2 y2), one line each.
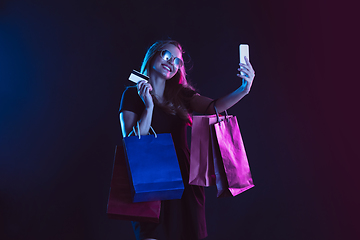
128 121 157 139
212 99 229 123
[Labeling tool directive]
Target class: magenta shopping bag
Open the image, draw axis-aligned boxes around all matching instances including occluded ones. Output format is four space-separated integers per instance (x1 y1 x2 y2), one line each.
107 145 161 223
189 114 226 186
211 115 254 197
189 102 254 197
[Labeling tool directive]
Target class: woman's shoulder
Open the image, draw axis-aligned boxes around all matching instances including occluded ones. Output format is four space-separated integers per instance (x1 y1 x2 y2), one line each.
180 86 198 98
179 86 199 112
119 86 144 114
122 85 138 98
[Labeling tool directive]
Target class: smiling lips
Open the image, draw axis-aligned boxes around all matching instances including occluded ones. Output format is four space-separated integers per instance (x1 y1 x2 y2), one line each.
162 64 172 72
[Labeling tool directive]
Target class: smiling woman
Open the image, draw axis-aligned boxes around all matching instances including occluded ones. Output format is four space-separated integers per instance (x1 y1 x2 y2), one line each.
118 39 255 240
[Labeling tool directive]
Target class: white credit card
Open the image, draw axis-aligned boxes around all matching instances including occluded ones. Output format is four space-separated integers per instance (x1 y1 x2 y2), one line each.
128 70 149 83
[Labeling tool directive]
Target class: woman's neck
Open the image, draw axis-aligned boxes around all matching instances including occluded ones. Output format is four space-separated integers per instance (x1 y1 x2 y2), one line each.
149 72 166 102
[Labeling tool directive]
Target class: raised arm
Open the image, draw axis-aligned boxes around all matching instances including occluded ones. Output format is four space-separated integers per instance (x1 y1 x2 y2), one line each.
190 56 255 114
119 81 154 138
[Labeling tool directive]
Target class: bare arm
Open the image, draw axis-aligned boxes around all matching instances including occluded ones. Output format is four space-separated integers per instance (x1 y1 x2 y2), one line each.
190 56 255 114
120 106 154 137
119 81 154 138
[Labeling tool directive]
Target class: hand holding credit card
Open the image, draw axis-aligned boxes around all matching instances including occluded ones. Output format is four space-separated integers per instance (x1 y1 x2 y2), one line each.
128 70 149 83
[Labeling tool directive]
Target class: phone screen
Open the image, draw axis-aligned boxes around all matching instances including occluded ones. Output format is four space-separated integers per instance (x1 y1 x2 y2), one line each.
239 44 249 64
239 44 249 77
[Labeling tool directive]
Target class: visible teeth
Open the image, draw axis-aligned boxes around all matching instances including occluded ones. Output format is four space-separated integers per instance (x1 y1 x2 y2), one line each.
163 65 171 71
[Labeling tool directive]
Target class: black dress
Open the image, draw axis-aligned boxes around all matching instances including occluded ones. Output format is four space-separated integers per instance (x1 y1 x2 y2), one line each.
119 86 207 240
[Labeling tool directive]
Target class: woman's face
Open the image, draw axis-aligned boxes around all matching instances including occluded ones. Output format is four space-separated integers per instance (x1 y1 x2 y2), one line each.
151 43 183 80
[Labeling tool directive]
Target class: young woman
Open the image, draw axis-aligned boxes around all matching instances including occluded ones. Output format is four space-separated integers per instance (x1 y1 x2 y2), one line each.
119 40 255 240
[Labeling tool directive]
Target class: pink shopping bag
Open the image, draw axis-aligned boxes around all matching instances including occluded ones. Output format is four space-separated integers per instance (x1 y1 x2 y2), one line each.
189 114 226 186
211 115 254 197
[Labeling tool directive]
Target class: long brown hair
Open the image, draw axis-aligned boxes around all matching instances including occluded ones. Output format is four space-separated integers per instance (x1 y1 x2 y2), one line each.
140 40 194 125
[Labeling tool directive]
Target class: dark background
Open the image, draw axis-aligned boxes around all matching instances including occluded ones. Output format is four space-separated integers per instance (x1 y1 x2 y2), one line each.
1 0 359 239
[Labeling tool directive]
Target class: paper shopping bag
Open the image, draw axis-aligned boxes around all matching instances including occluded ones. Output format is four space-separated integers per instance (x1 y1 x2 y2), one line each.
212 115 254 197
107 145 161 222
189 114 226 186
123 133 184 203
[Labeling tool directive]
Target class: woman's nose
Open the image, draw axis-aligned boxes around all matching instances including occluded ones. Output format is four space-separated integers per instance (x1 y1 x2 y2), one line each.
167 57 174 65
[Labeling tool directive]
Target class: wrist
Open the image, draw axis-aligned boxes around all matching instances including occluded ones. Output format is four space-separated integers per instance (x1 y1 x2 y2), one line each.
145 104 154 111
237 85 247 94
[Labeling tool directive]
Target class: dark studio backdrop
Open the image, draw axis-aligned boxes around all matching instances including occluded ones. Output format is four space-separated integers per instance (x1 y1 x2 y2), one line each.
1 0 359 239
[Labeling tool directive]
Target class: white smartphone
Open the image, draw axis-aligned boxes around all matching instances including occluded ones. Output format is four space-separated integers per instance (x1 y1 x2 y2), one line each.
128 69 149 83
239 44 249 76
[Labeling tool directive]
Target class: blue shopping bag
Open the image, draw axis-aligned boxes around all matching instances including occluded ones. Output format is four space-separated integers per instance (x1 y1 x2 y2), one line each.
123 126 184 203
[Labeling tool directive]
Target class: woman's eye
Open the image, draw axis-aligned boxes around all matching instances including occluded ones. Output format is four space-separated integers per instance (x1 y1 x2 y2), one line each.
164 53 171 59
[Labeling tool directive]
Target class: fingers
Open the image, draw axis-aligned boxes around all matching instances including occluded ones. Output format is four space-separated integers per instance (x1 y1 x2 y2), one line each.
137 80 148 90
137 80 154 108
237 72 251 80
239 63 255 74
239 57 255 74
137 81 152 96
237 66 255 79
244 56 254 70
237 57 255 90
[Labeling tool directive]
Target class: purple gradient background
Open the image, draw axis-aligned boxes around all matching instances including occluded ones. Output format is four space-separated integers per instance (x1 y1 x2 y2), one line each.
1 0 359 239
